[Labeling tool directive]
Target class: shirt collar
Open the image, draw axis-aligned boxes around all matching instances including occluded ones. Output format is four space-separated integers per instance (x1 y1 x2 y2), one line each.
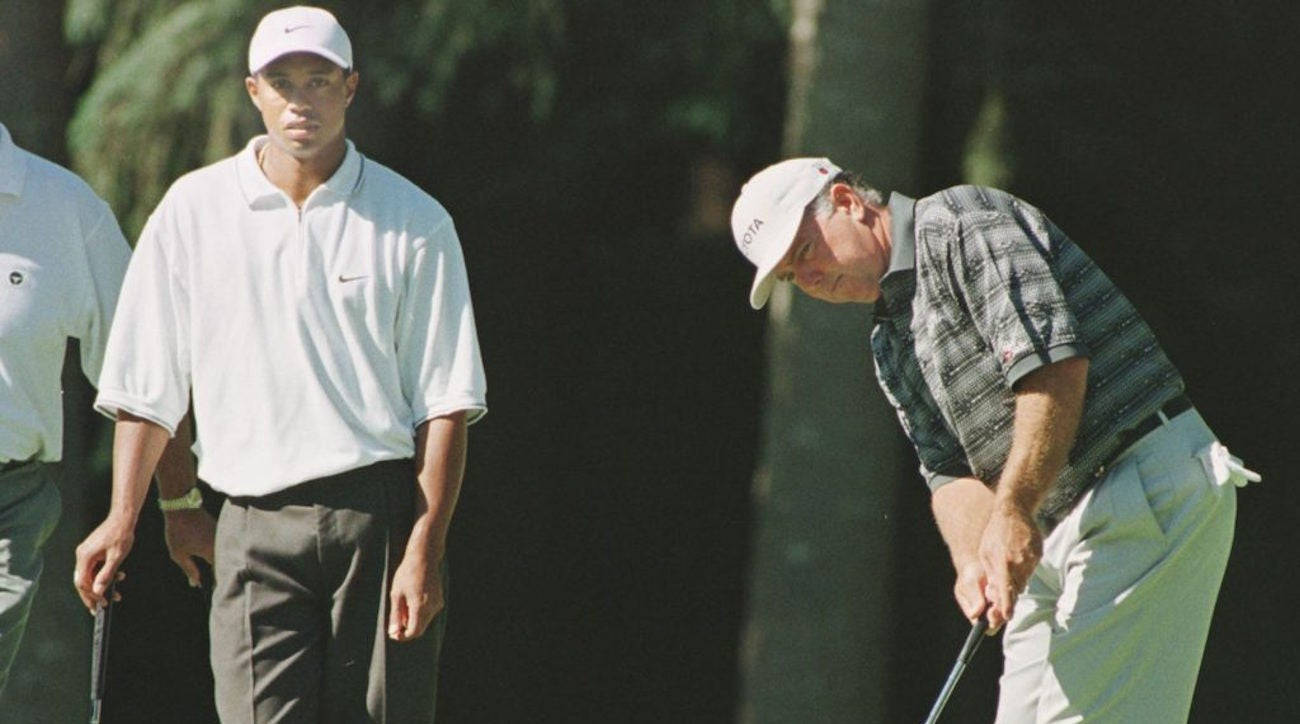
874 191 918 322
0 124 28 199
235 135 364 209
882 191 916 279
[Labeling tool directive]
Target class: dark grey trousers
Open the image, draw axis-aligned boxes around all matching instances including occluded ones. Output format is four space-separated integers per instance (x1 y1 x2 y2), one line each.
0 462 60 700
210 460 445 723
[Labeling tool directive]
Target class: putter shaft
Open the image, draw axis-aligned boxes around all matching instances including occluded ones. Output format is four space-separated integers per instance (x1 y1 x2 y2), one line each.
923 618 988 724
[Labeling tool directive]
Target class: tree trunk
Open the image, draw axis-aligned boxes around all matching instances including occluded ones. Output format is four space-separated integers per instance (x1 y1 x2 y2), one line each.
741 1 930 721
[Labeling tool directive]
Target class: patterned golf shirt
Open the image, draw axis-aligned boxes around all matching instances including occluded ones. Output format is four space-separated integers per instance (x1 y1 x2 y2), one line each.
870 186 1184 529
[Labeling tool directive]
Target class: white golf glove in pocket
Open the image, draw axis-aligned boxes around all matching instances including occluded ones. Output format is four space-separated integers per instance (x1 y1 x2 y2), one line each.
1196 441 1261 490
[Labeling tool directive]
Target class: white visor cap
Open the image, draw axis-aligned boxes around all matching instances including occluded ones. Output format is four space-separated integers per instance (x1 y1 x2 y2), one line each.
248 6 353 74
730 157 841 309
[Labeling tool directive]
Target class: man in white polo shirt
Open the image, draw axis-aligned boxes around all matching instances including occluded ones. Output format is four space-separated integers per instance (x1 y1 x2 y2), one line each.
72 6 487 721
0 122 201 699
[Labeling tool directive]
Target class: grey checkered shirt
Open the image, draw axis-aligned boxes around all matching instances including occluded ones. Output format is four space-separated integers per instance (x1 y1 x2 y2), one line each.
871 186 1184 529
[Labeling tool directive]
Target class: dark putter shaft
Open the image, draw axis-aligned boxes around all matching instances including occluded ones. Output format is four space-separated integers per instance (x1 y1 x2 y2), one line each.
923 618 989 724
90 582 115 724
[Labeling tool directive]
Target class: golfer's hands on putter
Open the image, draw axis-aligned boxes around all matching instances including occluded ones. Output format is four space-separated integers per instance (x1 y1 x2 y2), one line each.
977 500 1042 632
163 508 216 588
936 477 1045 635
961 357 1084 633
388 551 444 641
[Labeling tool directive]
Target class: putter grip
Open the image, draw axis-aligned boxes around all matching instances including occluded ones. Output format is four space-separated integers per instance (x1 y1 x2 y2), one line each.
958 617 988 664
90 582 114 720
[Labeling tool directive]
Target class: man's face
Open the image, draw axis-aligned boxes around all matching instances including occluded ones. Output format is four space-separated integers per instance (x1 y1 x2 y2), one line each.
772 185 891 304
246 52 358 158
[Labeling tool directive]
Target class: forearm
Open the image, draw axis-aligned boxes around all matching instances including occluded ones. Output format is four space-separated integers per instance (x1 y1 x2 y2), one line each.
932 477 995 570
106 412 172 526
993 357 1089 515
153 410 196 498
407 412 468 560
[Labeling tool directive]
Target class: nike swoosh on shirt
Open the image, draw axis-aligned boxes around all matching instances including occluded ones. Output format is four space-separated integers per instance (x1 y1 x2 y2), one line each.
338 274 368 283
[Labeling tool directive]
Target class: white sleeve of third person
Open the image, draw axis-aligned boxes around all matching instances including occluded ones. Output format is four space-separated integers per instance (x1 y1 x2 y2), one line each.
397 216 487 429
93 201 191 436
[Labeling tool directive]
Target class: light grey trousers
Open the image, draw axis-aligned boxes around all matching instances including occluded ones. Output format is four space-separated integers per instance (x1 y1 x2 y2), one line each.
210 460 445 723
996 409 1242 723
0 462 60 700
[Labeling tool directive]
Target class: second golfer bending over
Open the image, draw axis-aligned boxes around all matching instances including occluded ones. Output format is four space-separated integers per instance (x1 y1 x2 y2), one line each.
73 7 486 721
730 158 1255 722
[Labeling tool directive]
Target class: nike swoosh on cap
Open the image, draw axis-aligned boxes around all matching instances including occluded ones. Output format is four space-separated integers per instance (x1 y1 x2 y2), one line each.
284 25 312 33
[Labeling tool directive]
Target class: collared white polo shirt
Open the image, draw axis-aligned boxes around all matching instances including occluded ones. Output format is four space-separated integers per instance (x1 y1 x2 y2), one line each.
96 137 487 496
0 124 131 463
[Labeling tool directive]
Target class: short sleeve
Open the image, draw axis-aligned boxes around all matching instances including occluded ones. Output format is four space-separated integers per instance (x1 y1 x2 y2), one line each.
73 203 131 387
395 218 487 428
948 194 1089 386
93 203 191 434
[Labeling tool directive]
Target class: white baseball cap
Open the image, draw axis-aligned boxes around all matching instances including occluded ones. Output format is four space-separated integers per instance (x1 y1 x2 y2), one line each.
248 6 353 74
730 157 841 309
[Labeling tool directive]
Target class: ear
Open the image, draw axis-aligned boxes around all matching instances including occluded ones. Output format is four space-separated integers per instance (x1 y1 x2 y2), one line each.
245 75 261 110
830 182 872 222
344 71 359 107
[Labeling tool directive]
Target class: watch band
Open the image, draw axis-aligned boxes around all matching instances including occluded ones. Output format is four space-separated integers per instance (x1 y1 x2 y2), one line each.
158 486 203 512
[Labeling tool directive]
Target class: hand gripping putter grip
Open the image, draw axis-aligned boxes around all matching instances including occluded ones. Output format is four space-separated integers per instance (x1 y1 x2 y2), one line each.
89 582 115 724
923 617 989 724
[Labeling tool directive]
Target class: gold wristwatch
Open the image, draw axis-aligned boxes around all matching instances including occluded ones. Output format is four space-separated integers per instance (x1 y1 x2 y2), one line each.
157 486 204 512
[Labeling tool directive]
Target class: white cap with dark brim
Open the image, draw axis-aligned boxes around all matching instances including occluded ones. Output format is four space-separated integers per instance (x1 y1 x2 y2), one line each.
730 157 841 309
248 6 353 74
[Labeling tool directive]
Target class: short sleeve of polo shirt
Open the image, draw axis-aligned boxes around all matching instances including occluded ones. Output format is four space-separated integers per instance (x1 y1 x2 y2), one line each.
396 218 487 428
945 194 1089 386
94 201 191 435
